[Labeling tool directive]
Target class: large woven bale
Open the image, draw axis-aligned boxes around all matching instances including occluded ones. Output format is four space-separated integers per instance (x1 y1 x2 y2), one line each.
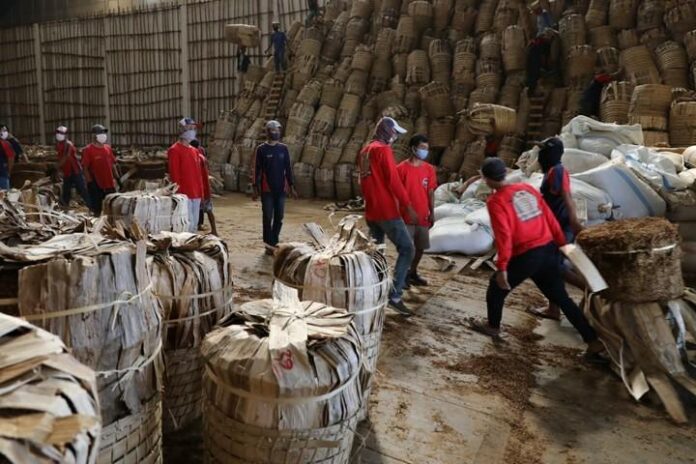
103 186 190 234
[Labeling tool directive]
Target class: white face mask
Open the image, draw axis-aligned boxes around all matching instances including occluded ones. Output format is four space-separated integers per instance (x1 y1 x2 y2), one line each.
56 133 66 142
96 133 108 144
181 129 197 143
0 130 8 140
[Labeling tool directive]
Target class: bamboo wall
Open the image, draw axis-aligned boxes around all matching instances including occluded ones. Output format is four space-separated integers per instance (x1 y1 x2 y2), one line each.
0 0 299 147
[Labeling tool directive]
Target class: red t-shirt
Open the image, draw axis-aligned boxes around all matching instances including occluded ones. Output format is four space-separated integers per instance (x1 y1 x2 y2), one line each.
397 160 437 227
487 183 566 271
357 141 412 222
82 144 116 189
168 141 203 199
56 140 81 177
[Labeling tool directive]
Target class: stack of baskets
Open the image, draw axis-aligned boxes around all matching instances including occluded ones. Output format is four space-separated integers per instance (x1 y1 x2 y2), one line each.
628 84 673 144
600 81 635 124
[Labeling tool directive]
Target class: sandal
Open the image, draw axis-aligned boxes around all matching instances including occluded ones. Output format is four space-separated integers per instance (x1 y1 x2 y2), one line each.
467 317 502 340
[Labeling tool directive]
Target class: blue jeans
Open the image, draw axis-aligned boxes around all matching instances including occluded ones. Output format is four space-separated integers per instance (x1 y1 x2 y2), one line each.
274 49 285 72
0 176 9 190
261 192 286 246
367 219 415 301
62 173 90 208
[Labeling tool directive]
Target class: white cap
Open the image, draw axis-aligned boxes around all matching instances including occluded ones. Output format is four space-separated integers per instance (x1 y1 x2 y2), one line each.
56 125 68 134
265 120 282 130
381 116 408 134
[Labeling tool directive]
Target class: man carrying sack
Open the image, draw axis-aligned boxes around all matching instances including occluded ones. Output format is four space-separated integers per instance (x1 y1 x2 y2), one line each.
467 158 605 362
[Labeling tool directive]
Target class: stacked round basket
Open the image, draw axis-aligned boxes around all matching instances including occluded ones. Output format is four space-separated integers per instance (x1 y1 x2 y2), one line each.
579 218 696 424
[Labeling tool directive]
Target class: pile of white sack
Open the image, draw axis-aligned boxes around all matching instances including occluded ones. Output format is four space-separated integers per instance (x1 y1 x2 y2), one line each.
428 116 696 259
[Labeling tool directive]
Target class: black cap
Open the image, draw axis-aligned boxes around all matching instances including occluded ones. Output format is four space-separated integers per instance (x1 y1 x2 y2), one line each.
538 137 564 159
91 124 108 134
481 157 507 182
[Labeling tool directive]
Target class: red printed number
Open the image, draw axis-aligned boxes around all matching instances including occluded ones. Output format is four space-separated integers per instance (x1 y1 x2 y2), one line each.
279 350 294 370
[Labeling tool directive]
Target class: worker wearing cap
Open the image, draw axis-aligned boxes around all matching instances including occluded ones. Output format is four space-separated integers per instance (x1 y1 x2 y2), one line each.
168 118 205 232
253 120 297 254
55 126 90 210
0 123 28 165
579 72 614 119
265 22 287 72
468 158 605 361
82 124 118 216
357 116 419 317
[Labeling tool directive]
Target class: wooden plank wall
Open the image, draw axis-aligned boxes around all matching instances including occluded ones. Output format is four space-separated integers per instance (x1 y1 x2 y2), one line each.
0 0 307 146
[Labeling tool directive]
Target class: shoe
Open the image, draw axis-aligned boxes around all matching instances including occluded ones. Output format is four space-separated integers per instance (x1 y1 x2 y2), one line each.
388 299 413 317
409 273 428 286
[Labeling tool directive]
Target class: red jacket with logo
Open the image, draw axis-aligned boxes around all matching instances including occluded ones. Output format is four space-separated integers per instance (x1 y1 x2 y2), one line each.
357 141 411 222
487 183 566 271
168 141 204 199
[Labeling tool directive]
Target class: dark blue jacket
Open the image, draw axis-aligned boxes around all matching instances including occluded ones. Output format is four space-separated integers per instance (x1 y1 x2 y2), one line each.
254 142 294 194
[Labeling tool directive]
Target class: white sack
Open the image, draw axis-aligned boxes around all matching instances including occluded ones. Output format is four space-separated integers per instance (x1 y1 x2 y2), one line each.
573 160 666 218
434 181 463 206
577 135 620 156
561 148 610 174
561 115 644 146
434 198 486 221
426 216 494 255
679 168 696 185
611 144 689 190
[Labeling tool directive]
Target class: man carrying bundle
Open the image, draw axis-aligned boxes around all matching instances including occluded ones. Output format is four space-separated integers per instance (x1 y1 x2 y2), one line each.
82 124 119 216
468 158 605 362
358 117 419 317
397 134 436 287
252 120 297 255
55 125 90 210
168 118 205 232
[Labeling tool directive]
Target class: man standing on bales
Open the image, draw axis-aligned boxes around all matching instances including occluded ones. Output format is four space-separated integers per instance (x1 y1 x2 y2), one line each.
265 21 287 73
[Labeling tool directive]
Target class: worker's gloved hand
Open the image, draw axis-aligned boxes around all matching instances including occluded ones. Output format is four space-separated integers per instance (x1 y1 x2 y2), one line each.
495 271 511 291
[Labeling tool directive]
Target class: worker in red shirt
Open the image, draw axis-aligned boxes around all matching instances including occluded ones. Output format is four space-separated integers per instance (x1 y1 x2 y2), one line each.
82 124 118 216
397 134 437 287
357 116 418 317
55 125 90 210
468 158 605 361
168 118 205 233
191 139 218 236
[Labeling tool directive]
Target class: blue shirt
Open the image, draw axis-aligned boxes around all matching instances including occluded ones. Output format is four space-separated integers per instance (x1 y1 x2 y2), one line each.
254 142 294 194
536 10 554 36
540 164 571 235
271 31 287 53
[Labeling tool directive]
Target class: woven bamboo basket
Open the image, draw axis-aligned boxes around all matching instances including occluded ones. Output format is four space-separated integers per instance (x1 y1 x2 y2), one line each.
321 146 345 170
629 83 673 113
433 0 453 32
244 99 262 120
429 39 452 83
589 25 617 49
334 164 354 200
621 45 661 84
392 52 408 80
351 45 374 73
467 87 498 109
559 14 587 52
440 141 466 172
493 2 518 31
334 57 353 83
637 0 664 32
545 88 567 117
585 0 608 28
475 0 496 34
499 79 522 109
314 167 336 199
684 30 696 62
452 5 477 34
662 68 689 88
576 218 683 302
642 130 670 147
345 70 369 97
429 117 456 148
656 41 688 72
501 26 526 73
420 81 455 118
309 106 337 136
336 95 362 129
669 101 696 146
456 115 476 144
212 111 236 141
293 162 316 198
498 135 525 167
404 87 421 116
466 103 517 136
301 133 328 167
345 17 369 42
322 31 345 62
370 59 394 94
395 16 417 53
600 81 635 123
459 137 486 179
321 79 344 109
273 218 389 420
202 291 362 464
0 314 101 463
597 46 620 74
640 27 669 51
99 395 162 464
297 80 323 106
409 1 434 33
609 0 637 29
415 115 430 136
454 49 477 78
340 38 359 58
664 2 696 43
452 90 469 113
350 0 373 19
565 45 597 85
285 103 315 138
375 28 396 59
406 50 431 84
616 29 639 50
479 32 501 61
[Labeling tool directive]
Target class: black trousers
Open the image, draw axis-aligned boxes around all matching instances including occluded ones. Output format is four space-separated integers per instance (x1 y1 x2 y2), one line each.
88 183 115 216
486 243 597 343
261 192 285 246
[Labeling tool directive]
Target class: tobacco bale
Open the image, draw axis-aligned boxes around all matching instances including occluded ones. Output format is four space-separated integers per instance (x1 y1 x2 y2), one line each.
577 218 684 302
202 289 362 463
0 313 101 463
147 232 233 433
103 186 190 234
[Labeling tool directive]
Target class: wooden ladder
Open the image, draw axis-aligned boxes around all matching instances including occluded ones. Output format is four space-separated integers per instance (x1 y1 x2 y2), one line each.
264 72 286 121
527 94 547 143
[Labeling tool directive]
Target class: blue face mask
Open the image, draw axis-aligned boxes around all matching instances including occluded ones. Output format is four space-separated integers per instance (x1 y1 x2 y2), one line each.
415 148 429 160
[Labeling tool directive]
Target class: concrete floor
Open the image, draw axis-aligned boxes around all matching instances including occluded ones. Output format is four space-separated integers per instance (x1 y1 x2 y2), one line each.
166 193 696 464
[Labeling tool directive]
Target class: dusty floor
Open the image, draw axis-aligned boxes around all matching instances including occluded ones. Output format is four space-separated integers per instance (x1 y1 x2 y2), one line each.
165 193 696 464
